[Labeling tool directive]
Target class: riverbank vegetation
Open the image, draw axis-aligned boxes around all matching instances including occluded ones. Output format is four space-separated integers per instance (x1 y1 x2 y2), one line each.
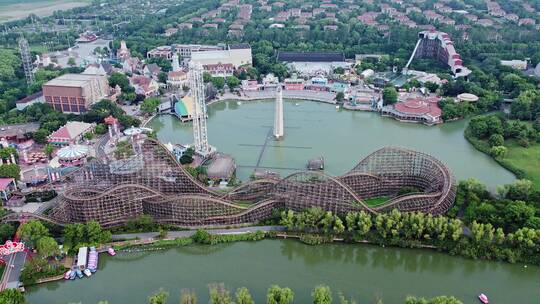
0 288 27 304
114 230 266 251
465 112 540 188
279 203 540 265
141 284 463 304
17 219 112 285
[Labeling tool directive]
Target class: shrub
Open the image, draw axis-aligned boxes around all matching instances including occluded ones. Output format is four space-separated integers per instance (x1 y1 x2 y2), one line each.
488 134 504 147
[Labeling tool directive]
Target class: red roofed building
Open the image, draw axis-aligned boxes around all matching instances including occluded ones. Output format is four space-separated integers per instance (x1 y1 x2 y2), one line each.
48 121 96 145
382 95 442 125
130 75 159 97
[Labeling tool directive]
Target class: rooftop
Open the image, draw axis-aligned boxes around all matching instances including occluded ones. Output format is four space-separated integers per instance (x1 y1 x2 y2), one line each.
0 178 14 191
229 43 251 50
0 122 40 139
16 91 43 104
277 51 345 62
44 74 103 87
49 121 94 141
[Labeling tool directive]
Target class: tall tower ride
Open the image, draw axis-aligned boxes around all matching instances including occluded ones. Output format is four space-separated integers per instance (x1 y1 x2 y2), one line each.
18 37 35 85
273 85 284 140
189 63 211 155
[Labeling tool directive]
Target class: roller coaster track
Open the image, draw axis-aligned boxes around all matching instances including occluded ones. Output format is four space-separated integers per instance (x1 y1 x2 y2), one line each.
275 170 378 214
0 212 67 226
1 141 456 228
154 198 278 226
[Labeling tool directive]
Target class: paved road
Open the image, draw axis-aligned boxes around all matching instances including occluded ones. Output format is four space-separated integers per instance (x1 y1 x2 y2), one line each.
95 134 110 159
0 251 27 290
112 225 285 241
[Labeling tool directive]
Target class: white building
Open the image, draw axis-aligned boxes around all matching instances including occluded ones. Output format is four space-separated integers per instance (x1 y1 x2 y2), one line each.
277 51 348 76
500 60 528 70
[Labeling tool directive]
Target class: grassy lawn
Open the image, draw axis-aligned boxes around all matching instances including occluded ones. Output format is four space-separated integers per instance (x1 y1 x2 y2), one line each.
0 0 91 23
30 44 49 53
363 196 390 207
502 140 540 189
233 201 253 208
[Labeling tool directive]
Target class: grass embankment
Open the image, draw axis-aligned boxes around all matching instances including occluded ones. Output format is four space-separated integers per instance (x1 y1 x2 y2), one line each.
115 230 267 251
465 129 540 189
363 197 390 207
0 0 91 23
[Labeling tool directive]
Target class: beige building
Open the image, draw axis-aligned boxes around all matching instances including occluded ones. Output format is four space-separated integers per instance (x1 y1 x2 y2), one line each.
42 74 109 114
190 44 252 69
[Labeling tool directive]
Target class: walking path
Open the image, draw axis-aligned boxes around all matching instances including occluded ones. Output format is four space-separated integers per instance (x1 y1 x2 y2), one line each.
213 90 336 104
0 251 27 291
112 225 285 241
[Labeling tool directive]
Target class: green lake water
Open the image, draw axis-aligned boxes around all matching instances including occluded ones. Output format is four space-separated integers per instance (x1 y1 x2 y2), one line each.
26 239 540 304
147 99 514 188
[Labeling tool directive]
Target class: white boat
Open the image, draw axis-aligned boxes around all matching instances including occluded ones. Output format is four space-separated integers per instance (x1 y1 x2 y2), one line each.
107 248 116 256
237 101 242 105
83 269 92 277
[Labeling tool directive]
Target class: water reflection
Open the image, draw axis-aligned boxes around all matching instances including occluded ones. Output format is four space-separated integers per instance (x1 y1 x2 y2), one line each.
147 100 515 187
26 240 540 304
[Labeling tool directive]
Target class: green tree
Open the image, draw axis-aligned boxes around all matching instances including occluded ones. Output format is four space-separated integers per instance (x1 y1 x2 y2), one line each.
211 77 225 90
147 57 172 72
148 289 169 304
67 57 76 67
0 164 21 180
158 72 168 83
267 285 294 304
489 145 507 158
0 288 27 304
141 97 161 114
203 72 212 83
63 223 86 250
43 144 54 159
312 285 332 304
84 132 94 140
108 72 133 93
235 287 254 304
0 147 17 160
382 86 398 105
336 92 344 102
180 289 197 304
498 179 533 201
32 129 50 144
85 220 111 244
488 134 504 147
94 123 108 135
226 76 241 89
19 220 50 247
337 293 356 304
0 223 15 243
209 283 232 304
36 236 60 258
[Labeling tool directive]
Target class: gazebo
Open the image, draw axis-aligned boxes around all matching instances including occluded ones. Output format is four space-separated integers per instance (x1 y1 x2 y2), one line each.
57 145 90 167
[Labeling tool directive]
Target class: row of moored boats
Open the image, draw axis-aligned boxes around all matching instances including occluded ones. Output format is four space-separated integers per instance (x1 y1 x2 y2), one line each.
64 247 116 280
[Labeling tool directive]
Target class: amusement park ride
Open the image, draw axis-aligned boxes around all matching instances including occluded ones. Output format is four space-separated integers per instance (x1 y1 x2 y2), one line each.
0 240 25 265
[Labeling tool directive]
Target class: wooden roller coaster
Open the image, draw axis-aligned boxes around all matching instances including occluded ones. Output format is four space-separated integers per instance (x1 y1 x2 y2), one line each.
1 140 456 228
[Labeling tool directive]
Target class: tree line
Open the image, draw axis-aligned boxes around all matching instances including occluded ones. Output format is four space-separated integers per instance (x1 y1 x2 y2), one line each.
279 202 540 265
